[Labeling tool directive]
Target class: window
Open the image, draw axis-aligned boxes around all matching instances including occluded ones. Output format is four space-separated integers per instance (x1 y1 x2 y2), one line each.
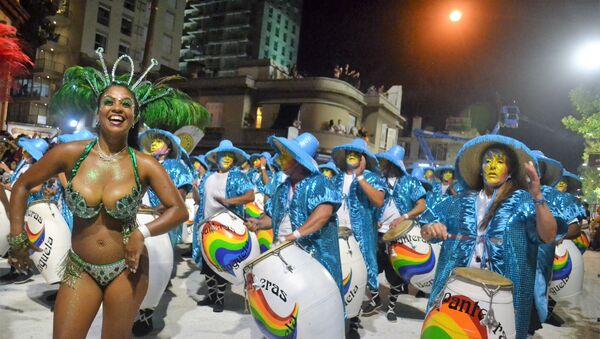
266 22 271 31
275 28 279 37
94 33 107 50
164 11 175 30
282 46 285 54
265 36 270 46
118 43 130 56
289 51 293 59
277 13 281 23
291 38 295 46
162 34 173 55
167 0 176 9
97 6 110 26
124 0 135 11
121 17 132 36
268 7 273 17
274 41 278 51
292 25 296 34
285 19 288 29
283 33 287 42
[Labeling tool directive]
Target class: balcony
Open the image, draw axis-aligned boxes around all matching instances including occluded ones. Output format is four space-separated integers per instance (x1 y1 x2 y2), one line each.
33 59 66 78
48 0 71 26
41 33 69 52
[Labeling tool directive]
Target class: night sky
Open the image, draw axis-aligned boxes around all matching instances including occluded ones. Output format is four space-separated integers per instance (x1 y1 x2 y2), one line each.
297 0 600 171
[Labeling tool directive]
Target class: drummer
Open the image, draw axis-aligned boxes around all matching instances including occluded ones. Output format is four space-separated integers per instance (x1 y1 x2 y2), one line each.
375 145 426 321
434 165 456 195
420 135 571 338
190 155 210 206
194 139 254 312
246 132 343 297
330 139 385 320
318 161 340 179
247 152 272 194
263 155 287 201
136 129 194 334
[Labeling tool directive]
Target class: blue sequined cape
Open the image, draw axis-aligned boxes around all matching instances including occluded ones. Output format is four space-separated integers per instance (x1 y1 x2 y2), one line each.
379 175 426 218
247 168 272 194
420 189 570 339
332 170 385 289
265 172 344 297
192 169 254 267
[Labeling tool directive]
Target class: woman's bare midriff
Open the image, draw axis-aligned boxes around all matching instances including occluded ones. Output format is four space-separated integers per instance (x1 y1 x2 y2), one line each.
71 213 132 264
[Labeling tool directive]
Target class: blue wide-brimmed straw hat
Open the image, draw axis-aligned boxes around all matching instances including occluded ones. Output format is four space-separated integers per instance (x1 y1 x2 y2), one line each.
57 129 95 143
249 153 262 162
407 163 434 175
531 150 563 187
268 132 319 173
434 165 455 179
139 128 180 160
332 139 379 172
191 155 210 171
559 170 582 194
18 138 49 161
411 167 433 191
206 140 248 167
375 145 408 175
455 134 538 190
318 161 340 175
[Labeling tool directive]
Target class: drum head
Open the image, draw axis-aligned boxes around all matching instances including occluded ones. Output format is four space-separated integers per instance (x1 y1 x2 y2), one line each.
338 227 352 239
382 219 416 242
453 267 512 287
245 240 294 270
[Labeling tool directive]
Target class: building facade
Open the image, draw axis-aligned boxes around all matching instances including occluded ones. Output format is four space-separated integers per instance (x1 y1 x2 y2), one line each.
180 0 302 77
175 61 405 155
8 0 186 128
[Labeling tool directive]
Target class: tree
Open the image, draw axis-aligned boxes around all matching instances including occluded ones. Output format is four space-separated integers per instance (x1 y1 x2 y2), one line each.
563 84 600 204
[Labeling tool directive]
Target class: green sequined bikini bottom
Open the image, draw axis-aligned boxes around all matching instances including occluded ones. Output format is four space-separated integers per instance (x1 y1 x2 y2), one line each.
61 250 127 288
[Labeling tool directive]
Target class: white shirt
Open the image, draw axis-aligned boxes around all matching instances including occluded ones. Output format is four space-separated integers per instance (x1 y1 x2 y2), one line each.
470 190 493 268
203 171 229 219
278 185 294 236
379 177 401 233
441 183 450 195
336 173 354 227
10 163 30 188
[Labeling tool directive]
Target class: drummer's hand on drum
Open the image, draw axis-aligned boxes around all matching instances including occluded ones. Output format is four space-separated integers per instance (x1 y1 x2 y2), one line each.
421 223 448 241
245 219 259 232
124 230 145 274
389 215 406 230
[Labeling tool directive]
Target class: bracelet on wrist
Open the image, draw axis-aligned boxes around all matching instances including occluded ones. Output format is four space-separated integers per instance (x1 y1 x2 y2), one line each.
137 224 152 239
403 213 409 219
356 175 365 182
533 197 546 206
293 230 302 240
7 231 28 251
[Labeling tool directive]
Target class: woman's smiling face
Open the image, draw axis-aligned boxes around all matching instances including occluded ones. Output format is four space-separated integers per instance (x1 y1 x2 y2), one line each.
98 85 136 136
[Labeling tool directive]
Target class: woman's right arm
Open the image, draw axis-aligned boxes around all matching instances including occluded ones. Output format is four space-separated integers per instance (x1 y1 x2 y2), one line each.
9 144 72 235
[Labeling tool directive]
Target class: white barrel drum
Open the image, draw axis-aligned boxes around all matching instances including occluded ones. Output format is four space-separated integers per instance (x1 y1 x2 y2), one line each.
244 241 345 339
421 267 516 339
24 200 71 284
338 227 367 318
549 239 584 300
0 189 10 256
384 220 441 293
139 210 174 309
200 210 260 284
182 198 197 244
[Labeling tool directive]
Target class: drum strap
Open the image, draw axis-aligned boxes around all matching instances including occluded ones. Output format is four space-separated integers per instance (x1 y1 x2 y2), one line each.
480 283 502 330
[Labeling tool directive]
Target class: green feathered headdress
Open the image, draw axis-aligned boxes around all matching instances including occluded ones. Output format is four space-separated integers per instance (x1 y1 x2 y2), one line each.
49 48 209 131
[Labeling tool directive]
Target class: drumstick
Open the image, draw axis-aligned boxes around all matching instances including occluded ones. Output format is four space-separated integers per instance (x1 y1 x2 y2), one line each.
218 200 246 221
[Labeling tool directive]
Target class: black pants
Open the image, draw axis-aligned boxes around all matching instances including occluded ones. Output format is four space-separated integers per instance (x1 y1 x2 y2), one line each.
376 233 404 288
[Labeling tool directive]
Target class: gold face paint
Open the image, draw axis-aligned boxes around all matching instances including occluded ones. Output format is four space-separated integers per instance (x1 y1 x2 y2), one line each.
379 158 388 172
442 171 453 182
253 158 261 168
555 180 568 192
241 162 250 170
276 149 294 171
481 149 510 187
424 169 434 180
218 152 235 170
321 168 334 178
346 151 360 169
150 138 167 154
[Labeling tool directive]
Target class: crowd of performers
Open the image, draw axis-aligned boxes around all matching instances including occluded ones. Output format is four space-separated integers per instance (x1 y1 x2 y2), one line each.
2 49 591 339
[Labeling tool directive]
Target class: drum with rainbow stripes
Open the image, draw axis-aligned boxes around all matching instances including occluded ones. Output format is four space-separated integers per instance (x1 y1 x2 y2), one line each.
244 241 344 339
338 227 367 318
572 225 591 255
244 198 273 253
200 210 260 284
549 239 584 300
383 219 441 293
421 267 516 339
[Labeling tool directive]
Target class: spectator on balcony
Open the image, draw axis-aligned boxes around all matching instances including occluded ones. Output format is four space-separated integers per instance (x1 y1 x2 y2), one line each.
334 119 346 134
328 119 335 132
350 125 359 137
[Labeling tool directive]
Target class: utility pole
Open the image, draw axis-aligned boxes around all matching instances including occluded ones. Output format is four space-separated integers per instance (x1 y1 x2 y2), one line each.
142 0 159 69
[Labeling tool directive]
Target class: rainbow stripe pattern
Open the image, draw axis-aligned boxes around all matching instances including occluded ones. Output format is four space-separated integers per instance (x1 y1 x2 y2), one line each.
246 274 299 339
25 221 45 248
573 232 590 254
245 202 263 219
257 229 274 253
201 220 253 276
552 250 572 281
342 270 352 295
389 243 435 283
421 295 488 339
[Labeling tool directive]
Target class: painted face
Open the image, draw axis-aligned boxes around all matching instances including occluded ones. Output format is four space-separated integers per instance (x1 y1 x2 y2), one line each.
481 148 510 187
217 152 235 171
150 138 170 155
276 149 297 174
555 180 568 192
442 170 453 182
98 85 136 135
424 169 434 180
252 158 261 168
346 151 361 169
321 168 334 178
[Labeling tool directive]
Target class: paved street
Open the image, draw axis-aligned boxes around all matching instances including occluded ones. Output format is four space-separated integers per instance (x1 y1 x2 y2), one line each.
1 247 599 338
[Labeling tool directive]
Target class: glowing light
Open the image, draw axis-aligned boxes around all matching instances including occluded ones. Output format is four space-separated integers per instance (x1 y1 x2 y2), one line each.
574 41 600 72
449 10 462 22
69 120 78 128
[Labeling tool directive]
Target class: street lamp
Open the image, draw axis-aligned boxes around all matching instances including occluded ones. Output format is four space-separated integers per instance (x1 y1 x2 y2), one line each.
69 119 78 128
574 40 600 72
449 10 462 23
